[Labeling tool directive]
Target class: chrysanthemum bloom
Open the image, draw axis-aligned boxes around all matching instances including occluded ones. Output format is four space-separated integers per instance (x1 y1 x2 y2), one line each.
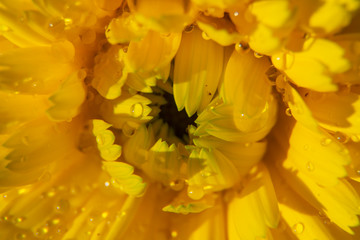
1 0 360 239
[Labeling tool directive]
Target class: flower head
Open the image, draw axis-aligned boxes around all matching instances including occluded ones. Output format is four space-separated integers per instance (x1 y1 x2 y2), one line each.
1 0 360 239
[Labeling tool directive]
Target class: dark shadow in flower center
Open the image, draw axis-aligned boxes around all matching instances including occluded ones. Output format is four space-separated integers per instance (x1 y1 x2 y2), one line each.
159 91 197 140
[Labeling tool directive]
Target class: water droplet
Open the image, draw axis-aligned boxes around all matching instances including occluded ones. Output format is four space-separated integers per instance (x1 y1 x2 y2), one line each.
321 138 332 146
235 42 249 52
265 66 280 85
356 169 360 176
63 18 73 26
122 47 128 53
201 31 210 40
272 52 295 70
171 230 178 238
0 25 10 32
306 162 315 172
130 103 144 118
14 217 25 224
233 11 239 17
47 189 56 197
352 135 360 142
184 24 194 33
122 122 136 137
51 218 60 225
292 222 304 234
14 233 27 239
101 212 109 218
323 218 331 224
170 179 184 191
35 226 49 236
254 52 263 58
285 108 292 117
104 181 110 187
244 142 252 147
187 185 205 200
55 199 70 212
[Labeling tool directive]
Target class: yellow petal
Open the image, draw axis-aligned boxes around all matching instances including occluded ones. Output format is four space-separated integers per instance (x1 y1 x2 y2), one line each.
309 1 358 34
0 41 75 94
92 119 122 161
173 27 224 116
128 0 196 32
228 164 280 240
105 12 148 44
272 38 350 92
250 0 293 29
162 190 217 214
286 122 350 186
47 70 86 122
169 199 226 239
302 89 360 142
249 24 282 55
0 91 49 133
92 45 127 99
222 49 278 139
187 147 239 199
196 15 241 46
270 166 336 240
124 30 181 73
102 161 146 196
193 135 267 177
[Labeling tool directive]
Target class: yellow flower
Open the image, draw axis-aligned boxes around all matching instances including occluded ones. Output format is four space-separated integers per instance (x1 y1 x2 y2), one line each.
0 0 360 239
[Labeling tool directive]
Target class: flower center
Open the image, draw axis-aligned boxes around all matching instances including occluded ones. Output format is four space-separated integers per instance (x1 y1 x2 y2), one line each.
159 91 197 140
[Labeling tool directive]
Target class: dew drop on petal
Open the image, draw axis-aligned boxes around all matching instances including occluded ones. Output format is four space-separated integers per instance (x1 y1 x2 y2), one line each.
130 103 144 118
55 199 70 212
306 162 315 172
64 18 73 26
184 24 194 33
333 132 349 143
202 31 210 40
321 138 332 146
254 52 263 58
169 179 184 191
14 233 27 239
122 46 128 53
14 217 25 224
0 25 11 32
104 181 110 187
285 108 292 117
323 218 331 225
235 42 250 52
292 222 304 234
265 66 280 85
102 212 109 218
171 230 178 238
233 11 239 17
187 185 205 200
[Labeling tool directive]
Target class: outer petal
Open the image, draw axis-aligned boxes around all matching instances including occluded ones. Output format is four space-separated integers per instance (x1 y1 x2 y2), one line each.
227 164 280 240
173 27 224 116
